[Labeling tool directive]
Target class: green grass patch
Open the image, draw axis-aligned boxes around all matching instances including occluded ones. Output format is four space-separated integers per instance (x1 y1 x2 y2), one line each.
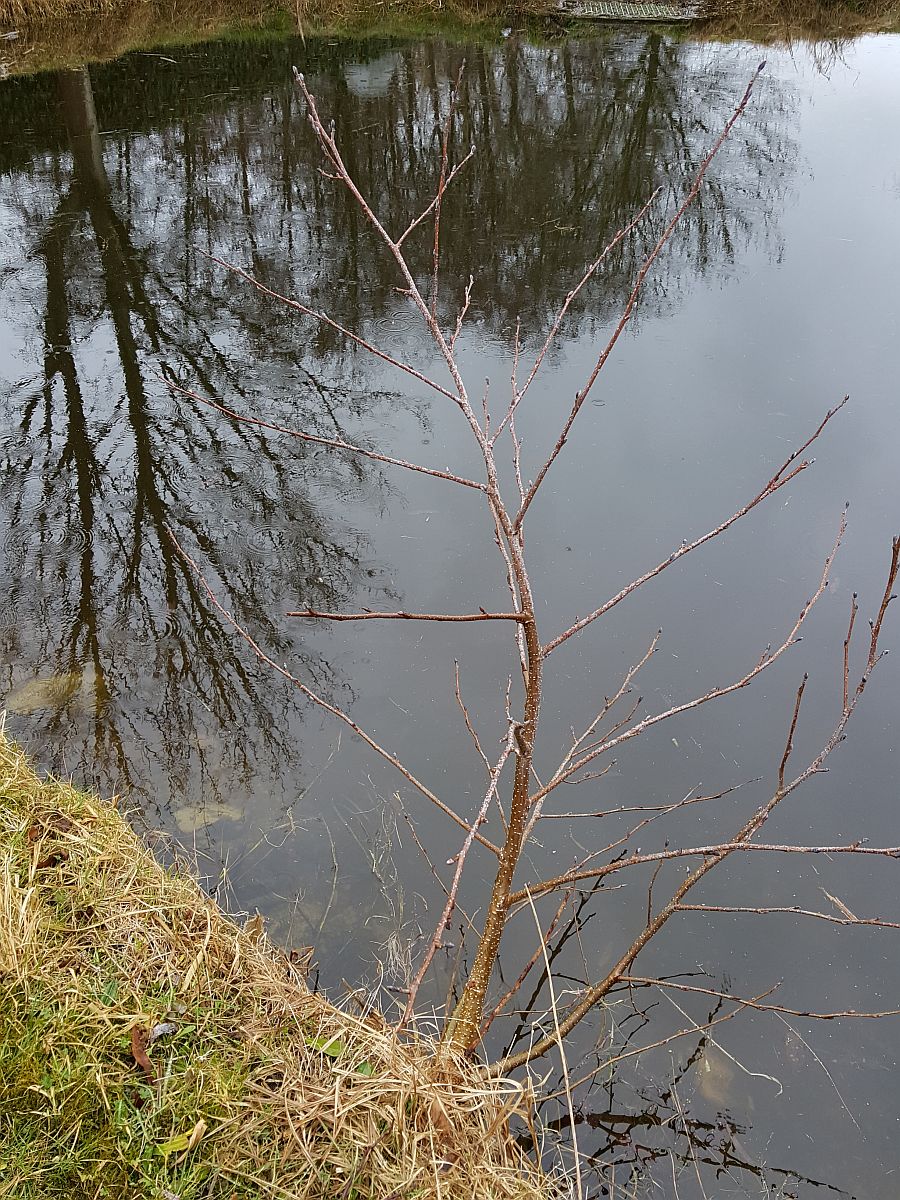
0 726 548 1199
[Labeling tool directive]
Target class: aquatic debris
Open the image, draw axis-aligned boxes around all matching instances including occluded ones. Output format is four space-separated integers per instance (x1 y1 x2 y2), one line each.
5 672 83 714
173 801 243 833
697 1045 735 1107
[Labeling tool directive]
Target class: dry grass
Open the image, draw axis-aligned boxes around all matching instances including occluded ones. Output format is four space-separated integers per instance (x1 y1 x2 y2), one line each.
0 0 554 77
700 0 900 40
2 0 896 82
0 723 551 1200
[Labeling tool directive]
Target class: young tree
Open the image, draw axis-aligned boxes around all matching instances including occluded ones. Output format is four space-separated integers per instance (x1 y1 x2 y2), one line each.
169 60 899 1074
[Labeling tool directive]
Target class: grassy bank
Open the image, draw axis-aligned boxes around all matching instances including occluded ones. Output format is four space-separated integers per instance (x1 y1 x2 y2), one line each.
0 0 549 76
0 727 547 1200
0 0 897 81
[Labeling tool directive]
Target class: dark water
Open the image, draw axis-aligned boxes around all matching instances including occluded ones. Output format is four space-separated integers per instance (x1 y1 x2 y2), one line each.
1 28 899 1197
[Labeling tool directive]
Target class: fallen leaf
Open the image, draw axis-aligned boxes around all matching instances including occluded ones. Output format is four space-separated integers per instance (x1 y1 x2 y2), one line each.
179 1119 208 1161
158 1132 191 1155
173 802 243 833
158 1118 207 1159
428 1097 459 1168
130 1025 155 1080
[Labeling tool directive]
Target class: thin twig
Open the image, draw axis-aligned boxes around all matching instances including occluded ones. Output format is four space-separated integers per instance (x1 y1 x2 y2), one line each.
843 591 859 713
515 62 767 529
480 889 572 1037
543 992 769 1100
778 672 808 791
286 608 526 623
401 722 516 1025
675 903 900 929
620 975 900 1020
397 150 475 248
203 253 460 406
163 375 486 493
493 189 661 444
455 661 492 778
530 513 843 812
514 842 900 905
543 398 846 655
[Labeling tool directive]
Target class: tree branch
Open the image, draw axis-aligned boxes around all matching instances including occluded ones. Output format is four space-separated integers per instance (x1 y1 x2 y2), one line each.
286 608 527 623
675 904 900 930
496 532 899 1070
515 61 767 530
543 397 846 656
163 375 487 493
621 975 900 1020
529 512 843 812
204 252 460 405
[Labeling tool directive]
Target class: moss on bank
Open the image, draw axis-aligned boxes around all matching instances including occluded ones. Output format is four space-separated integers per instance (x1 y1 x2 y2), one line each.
0 728 547 1200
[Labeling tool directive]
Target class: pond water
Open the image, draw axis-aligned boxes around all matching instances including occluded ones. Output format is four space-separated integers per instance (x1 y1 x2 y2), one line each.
1 25 899 1197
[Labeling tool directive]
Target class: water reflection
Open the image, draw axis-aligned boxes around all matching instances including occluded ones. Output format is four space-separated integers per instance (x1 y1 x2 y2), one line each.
0 59 407 813
3 27 894 1200
0 33 794 828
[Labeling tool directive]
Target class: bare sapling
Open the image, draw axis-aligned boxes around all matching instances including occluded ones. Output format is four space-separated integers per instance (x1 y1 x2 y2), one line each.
169 58 899 1075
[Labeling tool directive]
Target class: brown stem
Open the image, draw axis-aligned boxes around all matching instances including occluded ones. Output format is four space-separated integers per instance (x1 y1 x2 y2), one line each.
441 557 543 1052
286 608 527 622
496 533 899 1072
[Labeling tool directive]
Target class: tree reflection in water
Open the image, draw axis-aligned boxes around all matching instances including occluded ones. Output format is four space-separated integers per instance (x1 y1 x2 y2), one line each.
0 34 807 1196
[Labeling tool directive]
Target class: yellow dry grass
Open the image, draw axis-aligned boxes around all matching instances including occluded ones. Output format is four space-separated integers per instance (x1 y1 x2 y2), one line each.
0 0 552 77
700 0 900 42
0 724 550 1200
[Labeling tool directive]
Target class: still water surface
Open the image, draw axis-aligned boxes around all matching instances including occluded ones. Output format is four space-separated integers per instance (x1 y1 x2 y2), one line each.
1 28 899 1197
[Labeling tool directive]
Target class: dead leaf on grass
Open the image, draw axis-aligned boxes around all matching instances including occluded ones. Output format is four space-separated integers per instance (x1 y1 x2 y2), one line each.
130 1025 155 1079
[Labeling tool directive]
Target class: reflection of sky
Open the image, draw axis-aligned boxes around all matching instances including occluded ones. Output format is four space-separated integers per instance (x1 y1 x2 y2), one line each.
0 31 899 1198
